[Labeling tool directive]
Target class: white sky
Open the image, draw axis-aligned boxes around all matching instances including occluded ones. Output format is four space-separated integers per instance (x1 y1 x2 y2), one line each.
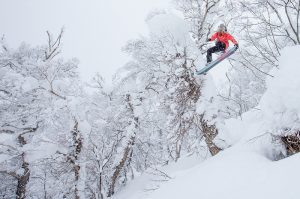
0 0 171 82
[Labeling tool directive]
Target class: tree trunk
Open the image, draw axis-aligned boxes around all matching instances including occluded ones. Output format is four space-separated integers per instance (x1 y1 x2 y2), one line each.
108 94 138 197
69 120 83 199
99 173 104 199
175 140 182 162
16 153 30 199
16 134 30 199
107 135 136 197
199 115 222 156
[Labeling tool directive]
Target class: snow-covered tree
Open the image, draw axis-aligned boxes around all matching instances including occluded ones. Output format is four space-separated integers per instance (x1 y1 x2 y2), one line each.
174 0 222 51
0 29 88 198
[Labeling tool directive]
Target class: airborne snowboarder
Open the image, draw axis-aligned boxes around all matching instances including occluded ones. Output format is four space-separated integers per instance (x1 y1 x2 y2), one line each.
206 24 239 65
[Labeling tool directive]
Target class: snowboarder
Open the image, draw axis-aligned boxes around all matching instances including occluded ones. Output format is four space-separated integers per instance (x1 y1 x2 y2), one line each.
206 24 239 65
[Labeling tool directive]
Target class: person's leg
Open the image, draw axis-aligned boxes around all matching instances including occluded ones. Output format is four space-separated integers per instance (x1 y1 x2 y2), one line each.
207 46 219 63
216 42 226 53
207 42 226 63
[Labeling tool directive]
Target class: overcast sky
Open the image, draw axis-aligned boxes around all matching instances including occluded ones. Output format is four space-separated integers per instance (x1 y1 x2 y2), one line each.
0 0 171 82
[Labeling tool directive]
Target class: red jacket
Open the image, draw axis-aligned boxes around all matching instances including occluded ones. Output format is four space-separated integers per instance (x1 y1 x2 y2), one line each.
210 32 238 49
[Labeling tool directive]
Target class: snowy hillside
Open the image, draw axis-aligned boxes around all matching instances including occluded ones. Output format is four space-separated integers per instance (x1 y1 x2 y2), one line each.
113 46 300 199
1 0 300 198
114 151 300 199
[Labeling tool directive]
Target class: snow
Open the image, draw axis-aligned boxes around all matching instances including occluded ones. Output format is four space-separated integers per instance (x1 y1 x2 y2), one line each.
21 77 39 92
208 47 236 91
1 1 300 197
213 46 300 149
219 46 300 142
114 148 300 199
112 45 300 199
15 168 25 176
24 142 62 163
258 45 300 135
113 155 204 199
0 133 17 150
78 162 87 199
196 74 219 122
0 154 12 164
146 12 191 46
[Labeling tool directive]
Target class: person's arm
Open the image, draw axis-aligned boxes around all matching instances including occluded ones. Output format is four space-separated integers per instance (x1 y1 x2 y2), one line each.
228 33 238 45
210 33 218 41
207 33 217 42
228 33 239 48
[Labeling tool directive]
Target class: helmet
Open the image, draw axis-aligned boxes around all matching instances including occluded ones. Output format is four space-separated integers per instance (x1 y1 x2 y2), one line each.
218 24 227 32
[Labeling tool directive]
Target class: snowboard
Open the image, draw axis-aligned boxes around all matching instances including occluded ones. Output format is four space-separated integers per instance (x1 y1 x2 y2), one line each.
196 46 238 75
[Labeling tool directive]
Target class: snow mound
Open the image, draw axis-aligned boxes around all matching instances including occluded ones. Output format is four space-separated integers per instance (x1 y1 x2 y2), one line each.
259 45 300 135
146 151 300 199
113 149 300 199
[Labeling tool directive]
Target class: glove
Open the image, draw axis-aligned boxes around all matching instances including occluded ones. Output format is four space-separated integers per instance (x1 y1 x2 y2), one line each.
206 38 211 42
234 43 239 49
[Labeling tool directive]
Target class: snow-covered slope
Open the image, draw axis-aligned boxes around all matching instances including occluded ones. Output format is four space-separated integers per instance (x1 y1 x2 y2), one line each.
113 46 300 199
113 149 300 199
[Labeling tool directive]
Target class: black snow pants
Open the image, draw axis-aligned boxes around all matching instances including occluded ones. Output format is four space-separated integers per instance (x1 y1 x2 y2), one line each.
206 41 226 63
